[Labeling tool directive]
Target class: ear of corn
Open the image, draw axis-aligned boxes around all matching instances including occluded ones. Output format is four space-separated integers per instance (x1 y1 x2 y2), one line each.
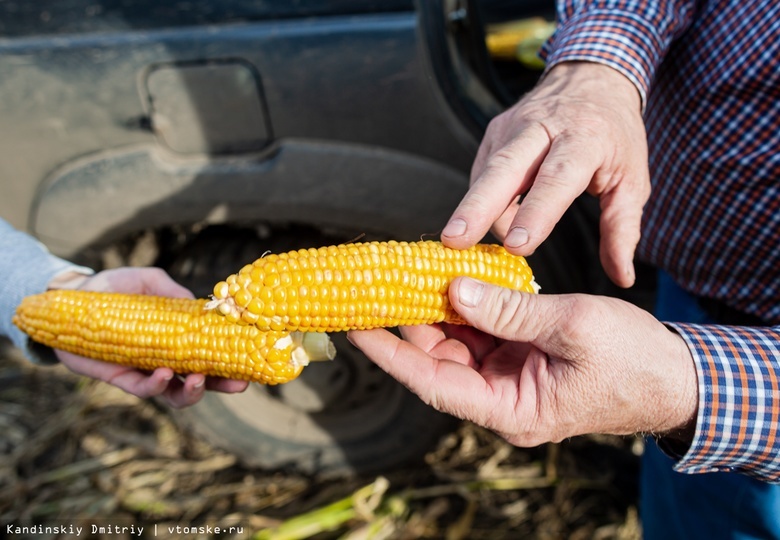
208 240 539 332
13 290 335 385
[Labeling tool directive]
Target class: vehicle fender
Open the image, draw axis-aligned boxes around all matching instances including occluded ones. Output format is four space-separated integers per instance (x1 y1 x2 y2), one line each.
32 140 469 259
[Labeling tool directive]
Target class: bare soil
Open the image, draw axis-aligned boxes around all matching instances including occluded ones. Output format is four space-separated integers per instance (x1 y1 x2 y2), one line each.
1 340 643 540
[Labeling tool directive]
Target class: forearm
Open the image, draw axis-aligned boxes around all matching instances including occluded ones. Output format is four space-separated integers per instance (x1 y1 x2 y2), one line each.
667 323 780 482
543 0 698 106
0 219 93 364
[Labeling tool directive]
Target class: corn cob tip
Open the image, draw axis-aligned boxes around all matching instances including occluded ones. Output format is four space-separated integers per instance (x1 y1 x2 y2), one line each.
279 332 337 368
205 294 245 324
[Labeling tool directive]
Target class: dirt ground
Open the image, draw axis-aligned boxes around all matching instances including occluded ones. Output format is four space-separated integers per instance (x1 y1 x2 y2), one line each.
1 339 643 540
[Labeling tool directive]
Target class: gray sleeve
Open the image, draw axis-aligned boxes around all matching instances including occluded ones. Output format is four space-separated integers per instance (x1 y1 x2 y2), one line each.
0 219 93 364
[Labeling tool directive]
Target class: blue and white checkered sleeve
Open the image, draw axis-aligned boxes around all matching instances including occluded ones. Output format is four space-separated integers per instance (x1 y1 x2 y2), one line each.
667 323 780 482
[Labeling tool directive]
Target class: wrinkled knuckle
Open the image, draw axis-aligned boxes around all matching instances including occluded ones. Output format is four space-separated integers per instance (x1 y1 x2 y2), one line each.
515 196 547 218
420 382 438 409
463 190 493 214
485 147 520 174
490 287 530 337
536 158 574 187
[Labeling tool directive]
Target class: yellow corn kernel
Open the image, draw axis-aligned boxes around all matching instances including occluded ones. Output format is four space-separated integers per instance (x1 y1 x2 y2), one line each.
209 240 539 332
13 290 335 385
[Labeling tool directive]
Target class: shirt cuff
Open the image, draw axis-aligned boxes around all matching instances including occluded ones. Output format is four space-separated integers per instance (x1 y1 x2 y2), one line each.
540 9 669 109
665 323 780 483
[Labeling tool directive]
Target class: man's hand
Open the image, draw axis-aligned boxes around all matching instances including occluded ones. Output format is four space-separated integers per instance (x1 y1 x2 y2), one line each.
441 62 650 287
349 279 698 447
51 267 249 408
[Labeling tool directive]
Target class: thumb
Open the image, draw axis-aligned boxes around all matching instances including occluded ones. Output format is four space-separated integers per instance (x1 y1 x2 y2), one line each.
449 277 562 345
139 268 196 299
83 267 195 299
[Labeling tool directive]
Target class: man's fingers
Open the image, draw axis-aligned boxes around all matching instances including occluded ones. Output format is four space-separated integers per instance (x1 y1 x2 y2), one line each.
348 328 494 419
487 196 521 243
503 136 598 255
348 328 443 389
397 324 448 356
399 324 491 368
597 178 649 288
439 324 499 364
442 129 549 249
449 277 562 346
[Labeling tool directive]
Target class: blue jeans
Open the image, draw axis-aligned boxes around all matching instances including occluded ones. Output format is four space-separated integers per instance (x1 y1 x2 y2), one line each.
641 271 780 539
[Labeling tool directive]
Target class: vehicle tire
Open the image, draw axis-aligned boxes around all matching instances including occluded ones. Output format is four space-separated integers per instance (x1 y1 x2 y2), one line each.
156 224 458 476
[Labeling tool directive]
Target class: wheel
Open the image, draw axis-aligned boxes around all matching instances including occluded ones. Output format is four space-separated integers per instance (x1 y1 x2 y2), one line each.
156 223 458 475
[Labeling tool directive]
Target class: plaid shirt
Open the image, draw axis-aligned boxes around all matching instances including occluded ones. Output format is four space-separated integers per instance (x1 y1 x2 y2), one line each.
542 1 780 481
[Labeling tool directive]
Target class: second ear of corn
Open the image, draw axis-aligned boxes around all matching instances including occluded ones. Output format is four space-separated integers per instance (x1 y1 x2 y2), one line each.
208 240 539 332
13 290 335 385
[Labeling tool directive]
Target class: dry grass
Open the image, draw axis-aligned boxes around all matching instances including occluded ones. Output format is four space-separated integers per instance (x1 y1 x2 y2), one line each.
1 340 643 539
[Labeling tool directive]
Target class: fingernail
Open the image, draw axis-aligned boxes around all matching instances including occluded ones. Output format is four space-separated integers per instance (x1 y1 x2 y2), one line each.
193 378 205 389
505 227 529 249
442 218 467 238
458 278 484 308
163 372 174 382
